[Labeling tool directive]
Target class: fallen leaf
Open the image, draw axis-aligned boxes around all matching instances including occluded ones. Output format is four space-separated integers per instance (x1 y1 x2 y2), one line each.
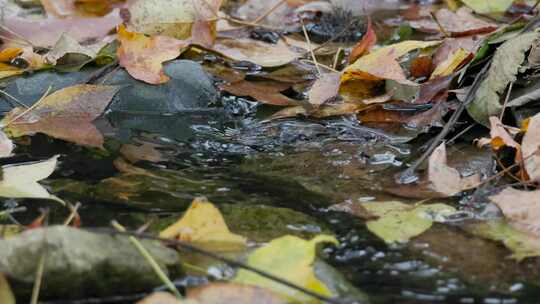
349 16 377 63
126 0 222 40
467 220 540 261
363 201 456 243
187 283 286 304
45 33 106 69
488 116 520 151
468 32 539 125
342 40 441 85
409 8 497 37
2 84 121 148
308 72 342 109
233 234 338 303
461 0 515 14
0 131 14 158
117 25 188 84
220 80 297 106
0 274 15 304
410 55 433 78
0 48 22 62
2 11 121 48
0 156 63 203
431 48 473 79
522 113 540 182
212 37 307 67
428 143 481 197
490 187 540 238
159 197 247 251
136 292 180 304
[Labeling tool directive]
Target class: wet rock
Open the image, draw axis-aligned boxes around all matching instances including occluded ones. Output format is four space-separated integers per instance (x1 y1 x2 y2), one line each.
104 60 218 113
0 226 182 299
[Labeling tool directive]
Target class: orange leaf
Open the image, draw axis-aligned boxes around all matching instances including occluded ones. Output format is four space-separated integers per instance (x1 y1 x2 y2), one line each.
117 25 188 84
349 16 377 63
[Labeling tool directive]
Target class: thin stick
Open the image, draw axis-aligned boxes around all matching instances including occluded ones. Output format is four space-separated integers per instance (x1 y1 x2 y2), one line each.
30 210 49 304
93 228 350 304
253 0 287 24
430 11 450 38
499 81 514 120
300 59 339 73
111 221 183 299
301 20 321 75
63 202 81 226
3 86 52 127
0 89 29 108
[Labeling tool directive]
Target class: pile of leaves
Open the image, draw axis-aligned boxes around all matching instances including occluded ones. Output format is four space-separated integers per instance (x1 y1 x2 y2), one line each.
5 0 540 303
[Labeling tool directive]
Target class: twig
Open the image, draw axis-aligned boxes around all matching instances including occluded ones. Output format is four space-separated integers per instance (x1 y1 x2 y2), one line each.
396 62 491 184
300 59 339 73
499 81 514 120
30 209 50 304
2 86 52 127
0 89 29 108
91 228 352 304
111 221 183 299
430 11 450 38
63 202 81 226
301 20 321 75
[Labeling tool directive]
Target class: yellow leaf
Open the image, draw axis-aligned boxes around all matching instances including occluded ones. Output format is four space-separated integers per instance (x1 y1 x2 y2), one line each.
159 197 247 251
342 40 441 85
461 0 514 14
431 48 472 79
0 274 15 304
233 235 338 303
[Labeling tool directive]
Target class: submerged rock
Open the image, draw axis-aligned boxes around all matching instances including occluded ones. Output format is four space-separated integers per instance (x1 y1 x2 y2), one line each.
0 226 182 299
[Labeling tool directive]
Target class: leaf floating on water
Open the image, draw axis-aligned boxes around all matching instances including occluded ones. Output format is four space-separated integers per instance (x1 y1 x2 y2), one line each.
363 201 456 243
159 197 247 251
0 155 63 203
233 234 338 303
467 220 540 261
2 84 122 148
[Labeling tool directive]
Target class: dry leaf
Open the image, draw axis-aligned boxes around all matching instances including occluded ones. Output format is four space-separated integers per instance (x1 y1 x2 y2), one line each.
308 72 342 109
349 16 377 63
220 80 297 106
409 8 497 37
117 25 188 84
490 187 540 236
2 84 121 148
522 113 540 182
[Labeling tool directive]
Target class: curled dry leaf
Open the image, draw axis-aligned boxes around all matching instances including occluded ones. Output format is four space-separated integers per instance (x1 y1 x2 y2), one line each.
159 197 247 251
117 25 188 84
2 84 121 148
45 33 106 67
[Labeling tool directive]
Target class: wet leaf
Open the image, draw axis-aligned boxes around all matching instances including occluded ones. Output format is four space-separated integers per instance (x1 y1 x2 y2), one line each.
308 72 342 109
0 155 63 203
45 33 107 69
159 197 247 251
461 0 515 14
2 84 121 148
117 25 188 84
363 201 456 243
428 143 481 197
489 187 540 238
220 80 297 106
349 16 377 63
468 32 539 125
126 0 222 40
342 40 441 85
233 235 338 303
0 273 15 304
468 220 540 261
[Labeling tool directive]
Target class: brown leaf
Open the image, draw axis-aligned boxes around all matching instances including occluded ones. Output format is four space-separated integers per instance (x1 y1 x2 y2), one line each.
349 16 377 63
409 8 497 37
220 80 297 106
117 25 188 84
409 56 434 78
2 11 121 48
2 85 121 148
308 72 342 109
490 187 540 236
